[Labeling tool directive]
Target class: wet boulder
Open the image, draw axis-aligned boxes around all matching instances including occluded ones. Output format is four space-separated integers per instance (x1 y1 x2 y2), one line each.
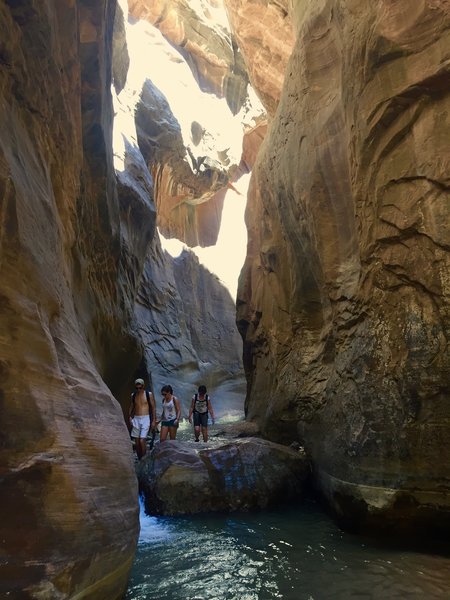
137 438 310 515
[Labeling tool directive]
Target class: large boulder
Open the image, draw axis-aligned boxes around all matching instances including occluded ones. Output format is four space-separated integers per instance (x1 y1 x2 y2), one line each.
137 438 310 515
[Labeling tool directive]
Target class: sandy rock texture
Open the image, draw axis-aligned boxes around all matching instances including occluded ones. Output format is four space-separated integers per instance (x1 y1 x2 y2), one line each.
134 242 244 412
234 0 450 534
0 2 142 598
138 438 309 515
224 0 294 115
135 79 230 246
128 0 249 114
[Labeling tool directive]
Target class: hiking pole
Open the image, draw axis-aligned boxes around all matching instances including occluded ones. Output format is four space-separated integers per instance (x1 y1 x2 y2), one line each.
149 426 158 450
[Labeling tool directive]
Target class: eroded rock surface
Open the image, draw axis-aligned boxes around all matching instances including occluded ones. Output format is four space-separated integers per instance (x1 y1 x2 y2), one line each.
0 2 142 597
128 0 249 114
236 0 450 534
138 438 309 515
224 0 294 115
134 242 244 411
135 79 229 246
117 0 265 249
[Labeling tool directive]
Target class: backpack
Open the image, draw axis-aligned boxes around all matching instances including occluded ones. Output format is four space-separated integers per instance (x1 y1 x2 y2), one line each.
131 389 152 417
194 393 209 414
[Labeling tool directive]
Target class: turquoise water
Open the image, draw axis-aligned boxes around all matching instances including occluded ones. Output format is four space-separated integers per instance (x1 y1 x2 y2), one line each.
125 498 450 600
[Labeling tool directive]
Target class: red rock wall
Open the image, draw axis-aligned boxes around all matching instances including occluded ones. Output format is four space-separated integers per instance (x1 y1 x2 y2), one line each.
234 0 450 533
128 0 249 113
224 0 294 115
0 2 140 597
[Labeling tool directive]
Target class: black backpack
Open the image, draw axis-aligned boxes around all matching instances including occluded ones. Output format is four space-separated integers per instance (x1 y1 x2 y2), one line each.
194 393 209 413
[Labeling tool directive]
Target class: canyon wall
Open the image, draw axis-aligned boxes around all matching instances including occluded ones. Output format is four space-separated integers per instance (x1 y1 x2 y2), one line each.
1 1 249 595
128 0 249 114
113 0 249 411
0 2 143 598
233 0 450 534
135 242 243 411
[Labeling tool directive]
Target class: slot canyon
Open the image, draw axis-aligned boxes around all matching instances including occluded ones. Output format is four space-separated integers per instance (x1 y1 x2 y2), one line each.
1 1 449 598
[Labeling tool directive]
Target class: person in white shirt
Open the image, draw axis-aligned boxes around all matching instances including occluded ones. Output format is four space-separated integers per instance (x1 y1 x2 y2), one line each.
159 384 181 442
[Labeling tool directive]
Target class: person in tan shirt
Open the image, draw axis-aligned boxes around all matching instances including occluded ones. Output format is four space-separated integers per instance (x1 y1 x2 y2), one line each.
128 378 156 459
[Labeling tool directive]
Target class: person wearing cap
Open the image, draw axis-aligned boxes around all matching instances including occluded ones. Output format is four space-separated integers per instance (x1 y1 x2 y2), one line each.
129 378 156 459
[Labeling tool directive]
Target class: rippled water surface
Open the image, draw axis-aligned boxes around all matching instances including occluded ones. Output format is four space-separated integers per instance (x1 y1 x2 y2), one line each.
125 498 450 600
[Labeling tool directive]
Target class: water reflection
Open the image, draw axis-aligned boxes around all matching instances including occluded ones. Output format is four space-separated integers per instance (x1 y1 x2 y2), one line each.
126 499 450 600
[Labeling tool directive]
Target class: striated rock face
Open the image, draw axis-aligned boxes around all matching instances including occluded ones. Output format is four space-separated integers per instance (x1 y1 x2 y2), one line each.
112 0 247 416
135 242 244 411
117 0 265 250
138 438 309 515
135 79 229 246
236 0 450 534
0 1 142 597
224 0 294 115
128 0 249 114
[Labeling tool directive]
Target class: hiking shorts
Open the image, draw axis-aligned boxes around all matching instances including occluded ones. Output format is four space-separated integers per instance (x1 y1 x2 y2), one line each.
193 412 208 427
131 415 150 439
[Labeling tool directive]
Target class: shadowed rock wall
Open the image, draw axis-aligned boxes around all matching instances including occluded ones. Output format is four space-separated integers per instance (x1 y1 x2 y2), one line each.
0 1 142 597
234 0 450 534
135 241 243 411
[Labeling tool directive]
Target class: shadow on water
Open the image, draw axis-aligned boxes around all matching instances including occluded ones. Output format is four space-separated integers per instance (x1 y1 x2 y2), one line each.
125 495 450 600
129 380 450 599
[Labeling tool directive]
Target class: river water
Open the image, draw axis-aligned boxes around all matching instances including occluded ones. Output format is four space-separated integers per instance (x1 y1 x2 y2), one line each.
125 497 450 600
125 415 450 600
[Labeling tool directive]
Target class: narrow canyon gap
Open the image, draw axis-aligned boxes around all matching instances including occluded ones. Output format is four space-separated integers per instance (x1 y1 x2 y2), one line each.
1 1 450 598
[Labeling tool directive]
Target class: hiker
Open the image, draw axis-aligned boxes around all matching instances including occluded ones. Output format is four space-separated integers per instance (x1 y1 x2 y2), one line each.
159 384 181 442
188 384 215 442
128 378 156 459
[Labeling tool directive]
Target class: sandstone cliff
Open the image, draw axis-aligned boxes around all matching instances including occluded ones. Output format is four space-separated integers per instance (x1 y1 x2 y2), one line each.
112 0 247 412
0 2 142 598
128 0 249 114
233 0 450 534
134 240 244 411
1 2 249 595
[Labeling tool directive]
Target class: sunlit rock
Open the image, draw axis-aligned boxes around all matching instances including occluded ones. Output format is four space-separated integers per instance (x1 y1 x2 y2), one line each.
138 439 309 515
240 116 268 172
224 0 294 115
115 1 265 248
236 0 450 535
135 78 229 246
